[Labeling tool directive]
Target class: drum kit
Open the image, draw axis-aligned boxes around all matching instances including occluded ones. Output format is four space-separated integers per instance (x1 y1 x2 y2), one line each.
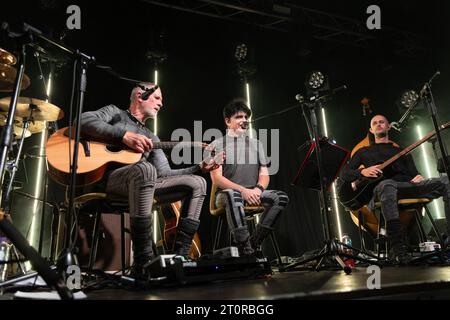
0 47 64 275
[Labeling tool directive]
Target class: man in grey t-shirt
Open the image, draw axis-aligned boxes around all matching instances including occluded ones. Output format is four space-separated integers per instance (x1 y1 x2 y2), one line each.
210 98 289 255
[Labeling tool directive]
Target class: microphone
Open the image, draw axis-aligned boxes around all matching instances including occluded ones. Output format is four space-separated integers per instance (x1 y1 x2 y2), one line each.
140 85 159 101
420 71 441 97
331 85 347 95
240 121 250 129
390 121 401 132
310 85 348 102
295 94 304 103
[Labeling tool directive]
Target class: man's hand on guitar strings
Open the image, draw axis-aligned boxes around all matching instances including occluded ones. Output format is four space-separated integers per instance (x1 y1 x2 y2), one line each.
361 165 382 178
122 131 153 153
200 150 225 173
410 175 425 183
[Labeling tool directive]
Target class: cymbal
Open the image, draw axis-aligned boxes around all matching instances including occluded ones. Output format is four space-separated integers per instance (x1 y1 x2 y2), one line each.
0 64 31 92
15 119 46 134
12 125 31 139
0 97 64 121
0 48 17 65
0 112 46 134
0 115 31 139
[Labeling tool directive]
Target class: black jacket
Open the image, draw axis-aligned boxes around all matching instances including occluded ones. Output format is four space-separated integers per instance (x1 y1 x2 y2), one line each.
341 142 419 183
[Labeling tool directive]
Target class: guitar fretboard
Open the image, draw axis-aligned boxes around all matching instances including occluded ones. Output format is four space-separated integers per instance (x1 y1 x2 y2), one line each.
152 141 204 150
380 122 450 170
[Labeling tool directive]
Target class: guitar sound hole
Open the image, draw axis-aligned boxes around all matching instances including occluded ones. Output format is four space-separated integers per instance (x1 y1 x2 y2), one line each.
106 145 123 153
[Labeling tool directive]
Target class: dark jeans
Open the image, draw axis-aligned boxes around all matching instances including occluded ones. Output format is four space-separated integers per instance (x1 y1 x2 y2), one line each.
215 189 289 244
372 176 450 234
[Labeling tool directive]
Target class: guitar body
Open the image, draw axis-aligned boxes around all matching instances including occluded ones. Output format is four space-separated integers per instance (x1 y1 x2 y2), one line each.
160 201 201 259
47 128 141 186
47 127 209 186
338 176 383 210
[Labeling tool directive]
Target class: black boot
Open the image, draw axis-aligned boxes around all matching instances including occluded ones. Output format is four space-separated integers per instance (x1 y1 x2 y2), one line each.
250 224 273 249
231 226 254 256
387 219 411 265
174 218 200 257
130 216 154 280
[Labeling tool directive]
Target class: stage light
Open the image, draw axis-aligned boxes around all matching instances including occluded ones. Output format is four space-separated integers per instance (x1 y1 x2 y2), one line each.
245 82 254 139
46 73 52 102
400 90 419 109
320 107 343 240
152 69 159 244
154 69 158 135
305 71 329 98
416 125 443 219
235 43 256 80
234 44 248 62
307 71 325 90
23 71 54 270
153 209 159 244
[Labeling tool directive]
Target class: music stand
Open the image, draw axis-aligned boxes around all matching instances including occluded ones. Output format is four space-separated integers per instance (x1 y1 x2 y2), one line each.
279 96 380 274
292 137 349 191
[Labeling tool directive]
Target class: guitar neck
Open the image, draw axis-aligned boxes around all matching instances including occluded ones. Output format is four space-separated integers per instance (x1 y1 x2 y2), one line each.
379 123 448 170
153 141 203 150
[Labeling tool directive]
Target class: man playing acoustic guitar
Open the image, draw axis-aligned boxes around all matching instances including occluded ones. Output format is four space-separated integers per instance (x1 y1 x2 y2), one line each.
80 83 223 280
341 114 450 264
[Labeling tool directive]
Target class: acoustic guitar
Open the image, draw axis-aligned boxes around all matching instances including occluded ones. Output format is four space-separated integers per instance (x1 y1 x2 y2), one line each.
46 127 209 186
338 121 450 211
158 201 201 259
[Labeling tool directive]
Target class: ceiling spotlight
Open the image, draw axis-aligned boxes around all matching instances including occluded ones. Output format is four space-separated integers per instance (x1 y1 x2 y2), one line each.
307 71 325 90
400 90 419 109
234 44 248 62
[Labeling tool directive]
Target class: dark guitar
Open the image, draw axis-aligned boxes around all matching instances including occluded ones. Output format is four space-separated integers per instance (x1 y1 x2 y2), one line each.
338 121 450 210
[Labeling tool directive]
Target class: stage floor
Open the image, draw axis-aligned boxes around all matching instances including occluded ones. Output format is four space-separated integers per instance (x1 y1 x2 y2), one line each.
2 264 450 300
81 264 450 300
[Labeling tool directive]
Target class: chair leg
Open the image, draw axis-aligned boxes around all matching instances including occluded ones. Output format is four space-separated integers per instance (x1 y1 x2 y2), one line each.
414 209 427 243
269 232 283 266
384 219 388 258
376 208 382 259
120 211 126 273
375 208 388 259
213 215 223 251
424 205 444 245
156 208 166 254
89 209 102 271
358 211 366 252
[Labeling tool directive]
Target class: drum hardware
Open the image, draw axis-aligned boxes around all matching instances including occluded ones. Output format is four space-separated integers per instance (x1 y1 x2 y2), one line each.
0 21 71 298
0 97 64 122
0 64 30 92
0 48 17 66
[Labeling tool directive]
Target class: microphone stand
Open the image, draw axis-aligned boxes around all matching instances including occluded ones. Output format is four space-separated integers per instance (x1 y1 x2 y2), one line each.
19 23 96 277
280 89 379 273
421 72 450 179
391 99 421 133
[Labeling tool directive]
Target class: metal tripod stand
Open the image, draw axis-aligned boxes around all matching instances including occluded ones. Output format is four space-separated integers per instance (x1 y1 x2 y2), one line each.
280 95 380 274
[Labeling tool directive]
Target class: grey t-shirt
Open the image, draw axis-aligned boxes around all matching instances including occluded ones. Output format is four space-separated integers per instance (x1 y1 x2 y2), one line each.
211 134 268 188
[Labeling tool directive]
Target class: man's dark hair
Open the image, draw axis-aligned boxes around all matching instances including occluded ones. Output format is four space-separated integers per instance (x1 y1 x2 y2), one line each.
223 98 252 120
